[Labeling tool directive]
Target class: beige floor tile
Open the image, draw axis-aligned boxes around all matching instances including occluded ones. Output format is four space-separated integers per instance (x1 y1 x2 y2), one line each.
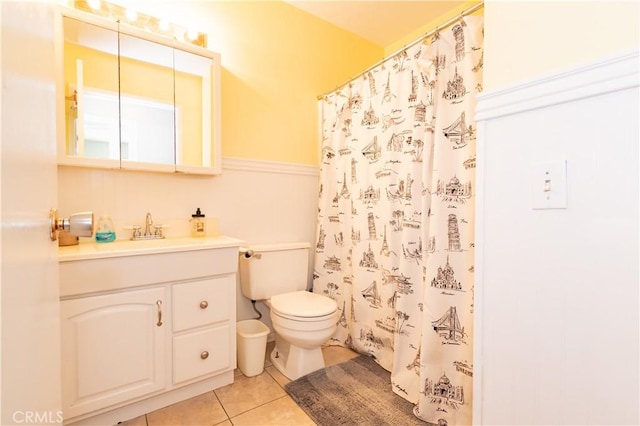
146 391 227 426
322 345 360 367
265 365 290 388
229 395 315 426
213 420 232 426
214 371 286 418
117 415 147 426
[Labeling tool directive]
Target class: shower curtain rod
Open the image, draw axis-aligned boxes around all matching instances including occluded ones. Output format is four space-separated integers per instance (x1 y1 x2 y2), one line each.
317 1 484 100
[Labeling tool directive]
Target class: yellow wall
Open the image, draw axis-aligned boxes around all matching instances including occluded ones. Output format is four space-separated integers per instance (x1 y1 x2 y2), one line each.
484 0 639 91
213 1 381 165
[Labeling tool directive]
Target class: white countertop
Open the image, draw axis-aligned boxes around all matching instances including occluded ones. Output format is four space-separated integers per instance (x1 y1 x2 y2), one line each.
59 235 244 262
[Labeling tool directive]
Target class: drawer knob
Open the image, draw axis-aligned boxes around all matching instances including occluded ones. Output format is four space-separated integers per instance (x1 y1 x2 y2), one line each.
200 351 209 360
199 300 208 309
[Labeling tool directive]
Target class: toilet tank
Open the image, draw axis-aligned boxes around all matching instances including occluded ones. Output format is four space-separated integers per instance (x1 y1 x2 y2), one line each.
239 242 310 300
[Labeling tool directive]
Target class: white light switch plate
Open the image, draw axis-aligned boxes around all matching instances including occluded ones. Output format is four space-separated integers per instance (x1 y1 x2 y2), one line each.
531 160 567 209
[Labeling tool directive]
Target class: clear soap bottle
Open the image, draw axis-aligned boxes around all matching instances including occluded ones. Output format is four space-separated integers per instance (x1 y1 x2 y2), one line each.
190 208 206 237
95 215 116 243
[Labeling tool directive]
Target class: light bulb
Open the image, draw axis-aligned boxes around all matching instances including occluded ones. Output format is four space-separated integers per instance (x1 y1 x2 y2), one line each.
125 8 138 21
87 0 101 10
158 19 170 32
186 29 199 41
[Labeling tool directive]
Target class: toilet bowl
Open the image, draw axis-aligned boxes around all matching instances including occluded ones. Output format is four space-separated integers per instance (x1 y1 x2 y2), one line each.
238 243 338 380
268 290 338 380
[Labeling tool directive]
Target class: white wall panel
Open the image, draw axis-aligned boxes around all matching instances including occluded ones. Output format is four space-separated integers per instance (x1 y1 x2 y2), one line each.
474 50 639 425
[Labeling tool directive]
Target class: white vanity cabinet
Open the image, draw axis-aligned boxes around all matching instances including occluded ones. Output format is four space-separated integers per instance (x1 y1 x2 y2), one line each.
58 237 242 425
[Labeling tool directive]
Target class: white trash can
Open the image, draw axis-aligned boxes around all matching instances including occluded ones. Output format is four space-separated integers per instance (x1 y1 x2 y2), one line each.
236 319 270 377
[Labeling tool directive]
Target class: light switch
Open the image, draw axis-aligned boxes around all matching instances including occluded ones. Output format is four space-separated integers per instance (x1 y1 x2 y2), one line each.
531 160 567 209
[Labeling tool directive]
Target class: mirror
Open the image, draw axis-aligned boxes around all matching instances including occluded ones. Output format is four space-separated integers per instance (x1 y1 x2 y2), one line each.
58 10 221 174
174 49 216 170
118 31 176 169
62 15 120 168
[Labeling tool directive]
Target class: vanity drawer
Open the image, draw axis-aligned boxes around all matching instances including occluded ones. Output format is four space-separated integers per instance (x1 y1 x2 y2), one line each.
172 325 230 384
172 276 233 332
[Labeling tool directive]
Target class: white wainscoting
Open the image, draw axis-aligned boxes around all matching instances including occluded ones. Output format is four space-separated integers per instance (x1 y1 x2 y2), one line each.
474 49 639 425
58 157 320 326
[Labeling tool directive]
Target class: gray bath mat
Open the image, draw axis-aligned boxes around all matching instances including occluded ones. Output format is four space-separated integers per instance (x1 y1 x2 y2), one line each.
284 355 427 425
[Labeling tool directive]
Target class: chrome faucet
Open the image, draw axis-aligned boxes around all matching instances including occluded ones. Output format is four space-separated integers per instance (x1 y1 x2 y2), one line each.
129 212 165 240
144 212 153 237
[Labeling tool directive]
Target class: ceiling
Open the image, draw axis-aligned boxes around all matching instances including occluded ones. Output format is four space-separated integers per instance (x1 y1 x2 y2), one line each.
285 1 468 47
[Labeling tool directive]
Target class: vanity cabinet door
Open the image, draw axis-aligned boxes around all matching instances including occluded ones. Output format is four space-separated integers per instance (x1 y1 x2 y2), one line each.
60 287 166 419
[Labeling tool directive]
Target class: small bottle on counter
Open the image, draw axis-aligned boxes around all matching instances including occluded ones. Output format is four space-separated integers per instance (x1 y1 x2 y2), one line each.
95 215 116 243
190 208 206 237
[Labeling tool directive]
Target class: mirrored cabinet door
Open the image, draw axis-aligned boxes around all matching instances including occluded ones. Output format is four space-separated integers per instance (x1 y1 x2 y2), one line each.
63 16 120 167
119 32 175 171
174 49 216 171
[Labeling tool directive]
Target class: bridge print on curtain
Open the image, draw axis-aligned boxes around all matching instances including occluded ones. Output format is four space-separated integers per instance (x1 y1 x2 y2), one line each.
313 14 483 425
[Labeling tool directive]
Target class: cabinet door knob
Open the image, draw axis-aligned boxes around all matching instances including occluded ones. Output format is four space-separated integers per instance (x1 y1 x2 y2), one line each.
199 300 208 309
200 351 209 360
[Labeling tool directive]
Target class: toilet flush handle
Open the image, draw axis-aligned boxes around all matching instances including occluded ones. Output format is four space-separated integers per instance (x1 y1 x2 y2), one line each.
240 248 261 259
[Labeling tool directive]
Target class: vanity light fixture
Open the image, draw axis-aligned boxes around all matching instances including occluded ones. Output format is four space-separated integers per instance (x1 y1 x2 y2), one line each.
73 0 208 48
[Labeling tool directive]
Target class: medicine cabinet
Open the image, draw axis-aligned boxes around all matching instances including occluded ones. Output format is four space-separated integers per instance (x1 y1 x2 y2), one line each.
56 9 221 174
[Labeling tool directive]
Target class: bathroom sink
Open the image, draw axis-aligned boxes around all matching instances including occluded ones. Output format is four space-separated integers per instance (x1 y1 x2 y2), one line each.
58 235 244 262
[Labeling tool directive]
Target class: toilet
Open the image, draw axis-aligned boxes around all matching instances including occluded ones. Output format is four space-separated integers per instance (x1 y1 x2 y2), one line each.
239 242 338 380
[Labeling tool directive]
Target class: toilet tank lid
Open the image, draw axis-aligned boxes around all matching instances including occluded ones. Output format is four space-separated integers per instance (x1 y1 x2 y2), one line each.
271 291 337 318
241 242 310 253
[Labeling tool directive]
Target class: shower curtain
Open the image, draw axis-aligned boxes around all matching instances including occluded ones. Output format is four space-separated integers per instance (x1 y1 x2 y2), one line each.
313 14 483 425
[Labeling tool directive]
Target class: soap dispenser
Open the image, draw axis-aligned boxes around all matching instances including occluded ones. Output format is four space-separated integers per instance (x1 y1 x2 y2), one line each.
190 208 206 237
95 215 116 243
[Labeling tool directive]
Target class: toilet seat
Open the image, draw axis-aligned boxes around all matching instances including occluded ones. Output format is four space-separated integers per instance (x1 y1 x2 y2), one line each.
270 291 337 320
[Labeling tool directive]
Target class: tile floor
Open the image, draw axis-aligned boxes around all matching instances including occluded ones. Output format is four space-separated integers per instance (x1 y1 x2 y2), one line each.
120 342 359 426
